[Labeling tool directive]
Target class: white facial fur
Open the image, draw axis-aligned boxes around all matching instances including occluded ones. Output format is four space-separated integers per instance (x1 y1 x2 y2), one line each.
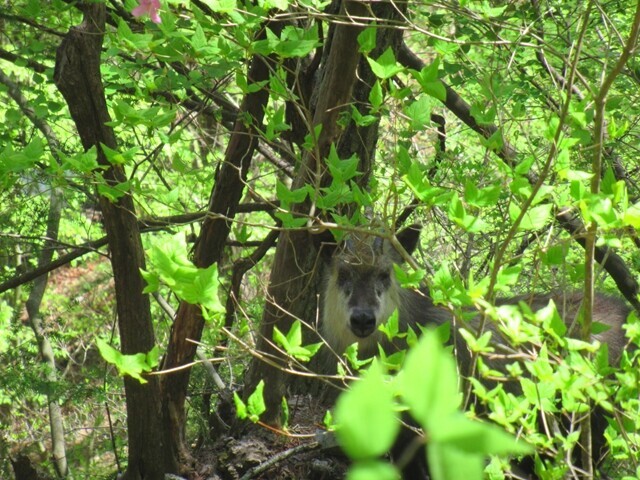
321 237 403 357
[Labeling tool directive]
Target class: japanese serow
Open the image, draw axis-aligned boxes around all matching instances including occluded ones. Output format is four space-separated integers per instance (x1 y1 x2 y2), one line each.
321 225 630 362
320 225 632 476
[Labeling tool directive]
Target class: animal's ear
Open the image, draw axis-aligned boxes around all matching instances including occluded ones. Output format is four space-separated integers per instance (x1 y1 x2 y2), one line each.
311 229 338 264
395 224 422 256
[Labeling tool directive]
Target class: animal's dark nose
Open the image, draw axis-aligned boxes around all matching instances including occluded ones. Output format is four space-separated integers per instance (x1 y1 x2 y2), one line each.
350 309 376 337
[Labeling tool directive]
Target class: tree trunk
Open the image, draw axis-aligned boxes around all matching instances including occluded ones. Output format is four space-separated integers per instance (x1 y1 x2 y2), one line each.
243 0 407 424
53 4 175 478
25 188 68 479
159 21 283 465
1 64 69 479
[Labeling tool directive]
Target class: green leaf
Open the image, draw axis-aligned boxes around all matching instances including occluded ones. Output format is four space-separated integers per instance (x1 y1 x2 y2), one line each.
358 27 377 54
343 343 374 370
275 211 309 228
410 60 446 101
404 96 433 131
100 144 137 166
347 460 400 480
204 0 236 13
234 391 248 419
448 193 487 232
276 180 309 207
369 80 384 109
393 264 426 288
623 202 640 227
431 413 533 455
262 0 289 10
428 442 484 480
509 203 552 231
326 146 360 182
60 147 100 173
537 300 567 337
378 309 401 342
0 137 44 179
144 235 225 320
464 180 501 207
398 330 460 429
96 339 159 384
247 380 266 422
273 320 322 362
402 162 447 205
97 180 132 201
335 361 399 459
541 244 567 266
0 302 13 354
253 25 319 58
367 48 404 80
281 397 290 429
470 102 496 125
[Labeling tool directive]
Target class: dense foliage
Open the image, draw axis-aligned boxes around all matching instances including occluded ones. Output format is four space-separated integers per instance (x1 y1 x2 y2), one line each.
1 0 640 479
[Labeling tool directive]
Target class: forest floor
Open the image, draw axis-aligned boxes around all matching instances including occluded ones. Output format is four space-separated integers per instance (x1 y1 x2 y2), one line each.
194 393 349 480
5 258 351 480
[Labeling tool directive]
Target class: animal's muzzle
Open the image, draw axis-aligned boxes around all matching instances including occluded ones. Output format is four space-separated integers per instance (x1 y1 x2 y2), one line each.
350 308 377 337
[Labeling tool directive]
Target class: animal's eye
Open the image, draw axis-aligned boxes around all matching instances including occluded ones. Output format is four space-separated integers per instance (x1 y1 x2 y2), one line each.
377 271 391 285
337 268 352 287
374 271 391 296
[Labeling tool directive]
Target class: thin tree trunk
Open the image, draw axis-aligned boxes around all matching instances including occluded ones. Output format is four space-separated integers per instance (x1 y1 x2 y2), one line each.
243 0 375 424
0 65 69 479
54 4 175 478
159 20 283 465
24 189 68 478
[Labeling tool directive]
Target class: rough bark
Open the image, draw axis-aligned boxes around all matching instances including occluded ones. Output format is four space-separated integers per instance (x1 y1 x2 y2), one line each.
53 4 175 479
159 20 283 465
243 0 407 424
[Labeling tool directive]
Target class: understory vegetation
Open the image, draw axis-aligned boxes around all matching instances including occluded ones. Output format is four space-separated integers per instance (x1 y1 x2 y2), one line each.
1 0 640 479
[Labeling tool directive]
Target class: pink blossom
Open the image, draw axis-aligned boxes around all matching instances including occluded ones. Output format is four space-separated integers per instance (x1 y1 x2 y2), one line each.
132 0 162 24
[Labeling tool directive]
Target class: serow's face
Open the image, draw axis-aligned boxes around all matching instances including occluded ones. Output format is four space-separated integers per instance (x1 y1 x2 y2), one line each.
321 225 420 353
334 261 394 338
